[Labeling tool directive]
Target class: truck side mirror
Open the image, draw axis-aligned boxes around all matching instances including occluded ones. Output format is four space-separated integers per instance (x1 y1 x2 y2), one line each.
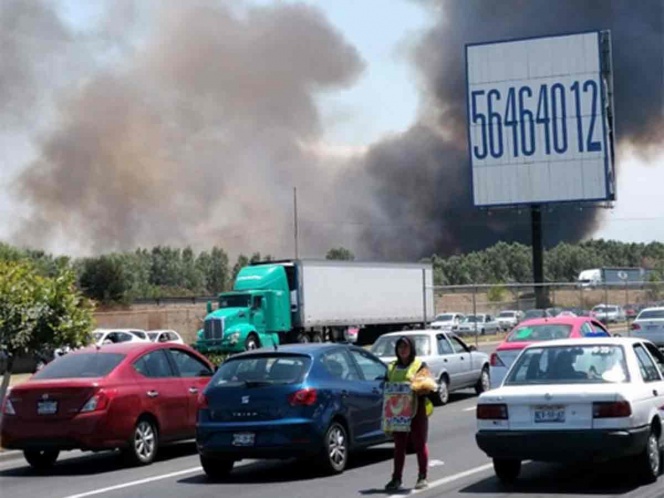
206 301 213 314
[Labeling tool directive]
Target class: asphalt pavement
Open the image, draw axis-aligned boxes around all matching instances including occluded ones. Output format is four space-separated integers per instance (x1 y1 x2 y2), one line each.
2 342 663 498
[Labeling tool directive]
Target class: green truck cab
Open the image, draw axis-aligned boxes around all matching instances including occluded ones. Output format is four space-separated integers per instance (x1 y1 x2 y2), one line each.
195 263 292 353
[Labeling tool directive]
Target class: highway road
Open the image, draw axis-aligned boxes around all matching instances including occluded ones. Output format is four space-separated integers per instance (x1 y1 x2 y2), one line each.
2 342 663 498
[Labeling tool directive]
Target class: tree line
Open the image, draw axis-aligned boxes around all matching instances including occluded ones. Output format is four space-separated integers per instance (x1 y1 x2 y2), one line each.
2 239 664 305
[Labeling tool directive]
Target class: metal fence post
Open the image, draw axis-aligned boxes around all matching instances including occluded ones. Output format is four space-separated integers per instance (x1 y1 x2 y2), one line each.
473 286 478 347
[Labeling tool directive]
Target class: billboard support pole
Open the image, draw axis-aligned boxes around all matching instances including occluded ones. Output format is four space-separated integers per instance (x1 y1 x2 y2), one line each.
531 204 546 308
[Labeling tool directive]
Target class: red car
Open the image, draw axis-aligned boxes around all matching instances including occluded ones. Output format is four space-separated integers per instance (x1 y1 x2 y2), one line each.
1 342 214 469
489 316 611 389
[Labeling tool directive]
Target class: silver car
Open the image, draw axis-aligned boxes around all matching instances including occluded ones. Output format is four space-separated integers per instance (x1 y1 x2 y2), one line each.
632 307 664 347
430 313 465 331
370 330 490 406
455 314 501 336
496 310 524 331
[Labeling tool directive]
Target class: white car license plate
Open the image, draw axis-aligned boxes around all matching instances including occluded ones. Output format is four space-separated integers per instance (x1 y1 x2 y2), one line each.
37 400 58 415
232 432 255 446
534 405 565 423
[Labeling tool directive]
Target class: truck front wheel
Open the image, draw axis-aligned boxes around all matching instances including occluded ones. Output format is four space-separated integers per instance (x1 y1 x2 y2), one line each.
245 334 260 351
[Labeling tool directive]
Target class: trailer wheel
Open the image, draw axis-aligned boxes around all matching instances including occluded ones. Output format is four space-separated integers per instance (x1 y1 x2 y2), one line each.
297 333 310 343
311 332 323 343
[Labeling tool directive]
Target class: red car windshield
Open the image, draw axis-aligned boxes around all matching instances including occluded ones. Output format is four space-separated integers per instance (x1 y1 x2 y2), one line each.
505 324 573 343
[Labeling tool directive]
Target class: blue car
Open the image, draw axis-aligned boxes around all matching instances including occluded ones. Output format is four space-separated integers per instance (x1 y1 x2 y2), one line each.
196 343 391 478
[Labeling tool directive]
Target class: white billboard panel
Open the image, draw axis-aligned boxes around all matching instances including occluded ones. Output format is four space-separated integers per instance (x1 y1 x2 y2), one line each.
466 32 615 207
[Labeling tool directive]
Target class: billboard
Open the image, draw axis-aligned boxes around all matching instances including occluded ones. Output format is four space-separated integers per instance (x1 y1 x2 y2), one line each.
466 31 615 207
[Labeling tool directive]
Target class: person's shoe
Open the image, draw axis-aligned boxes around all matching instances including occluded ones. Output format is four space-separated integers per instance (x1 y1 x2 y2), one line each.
385 477 402 491
415 475 429 490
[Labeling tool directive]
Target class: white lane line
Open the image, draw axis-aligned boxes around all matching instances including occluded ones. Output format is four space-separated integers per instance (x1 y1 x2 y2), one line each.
387 462 493 498
462 406 476 412
61 466 202 498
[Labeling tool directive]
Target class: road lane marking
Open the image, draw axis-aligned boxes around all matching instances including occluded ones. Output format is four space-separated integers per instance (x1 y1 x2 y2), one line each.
387 462 493 497
61 466 202 498
463 406 476 412
428 459 444 468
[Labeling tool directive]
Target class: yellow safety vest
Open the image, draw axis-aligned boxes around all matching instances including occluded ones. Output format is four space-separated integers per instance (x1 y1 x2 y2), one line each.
387 359 434 417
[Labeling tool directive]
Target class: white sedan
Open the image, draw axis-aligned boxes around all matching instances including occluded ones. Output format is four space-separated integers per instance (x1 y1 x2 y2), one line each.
92 328 149 346
147 329 185 344
476 337 664 485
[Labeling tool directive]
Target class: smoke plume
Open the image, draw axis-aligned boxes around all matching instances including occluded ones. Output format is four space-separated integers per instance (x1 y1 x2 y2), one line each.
357 0 663 259
6 0 664 260
12 1 364 256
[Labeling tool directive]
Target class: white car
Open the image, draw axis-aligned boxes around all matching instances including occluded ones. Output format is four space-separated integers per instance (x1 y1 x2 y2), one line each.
496 310 524 331
476 337 664 485
92 328 149 346
147 329 185 344
430 313 465 331
632 307 664 348
592 304 626 324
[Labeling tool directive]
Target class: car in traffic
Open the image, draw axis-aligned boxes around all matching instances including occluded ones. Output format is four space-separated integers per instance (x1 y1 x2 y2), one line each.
371 330 490 405
496 310 524 331
430 313 465 331
454 314 501 336
196 344 391 478
521 309 554 321
631 307 664 348
147 329 185 344
92 328 149 346
591 304 626 324
489 316 611 388
1 342 214 469
476 337 664 485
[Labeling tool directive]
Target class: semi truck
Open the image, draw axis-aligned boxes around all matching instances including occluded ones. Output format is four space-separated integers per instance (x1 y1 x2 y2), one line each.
194 259 434 354
577 267 653 288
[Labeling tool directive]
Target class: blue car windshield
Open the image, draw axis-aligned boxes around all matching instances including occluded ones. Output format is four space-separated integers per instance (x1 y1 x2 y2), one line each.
213 355 311 386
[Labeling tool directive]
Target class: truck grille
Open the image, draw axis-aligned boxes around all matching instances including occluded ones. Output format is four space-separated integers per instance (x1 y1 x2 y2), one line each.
204 318 224 341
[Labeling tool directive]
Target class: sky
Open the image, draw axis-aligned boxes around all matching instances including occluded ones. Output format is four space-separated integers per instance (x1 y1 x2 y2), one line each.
1 0 663 258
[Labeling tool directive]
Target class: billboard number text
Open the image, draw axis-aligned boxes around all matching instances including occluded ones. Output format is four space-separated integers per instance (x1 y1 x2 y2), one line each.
470 79 602 160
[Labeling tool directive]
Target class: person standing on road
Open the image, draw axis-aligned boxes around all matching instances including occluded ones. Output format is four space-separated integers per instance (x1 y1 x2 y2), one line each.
384 336 435 491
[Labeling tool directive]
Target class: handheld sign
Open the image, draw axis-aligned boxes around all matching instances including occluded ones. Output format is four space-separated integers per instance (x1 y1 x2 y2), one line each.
382 382 414 433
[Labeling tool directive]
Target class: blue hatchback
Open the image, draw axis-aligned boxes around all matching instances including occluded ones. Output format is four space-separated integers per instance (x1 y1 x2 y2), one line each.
196 344 391 478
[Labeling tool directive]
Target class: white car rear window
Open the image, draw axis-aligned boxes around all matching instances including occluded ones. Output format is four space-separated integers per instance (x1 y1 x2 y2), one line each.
505 345 629 385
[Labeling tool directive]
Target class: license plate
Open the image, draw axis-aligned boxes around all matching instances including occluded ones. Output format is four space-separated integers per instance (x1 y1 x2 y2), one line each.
232 432 255 446
37 400 58 415
534 405 565 423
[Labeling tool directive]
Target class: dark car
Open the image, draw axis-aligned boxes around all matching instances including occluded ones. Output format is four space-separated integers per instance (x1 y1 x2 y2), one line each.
2 342 214 469
196 344 391 478
522 309 553 321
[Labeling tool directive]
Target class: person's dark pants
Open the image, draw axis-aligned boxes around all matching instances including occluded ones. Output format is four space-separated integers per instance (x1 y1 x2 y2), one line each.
392 401 428 480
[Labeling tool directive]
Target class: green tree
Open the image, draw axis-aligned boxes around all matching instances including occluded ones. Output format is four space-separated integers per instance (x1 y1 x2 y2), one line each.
78 255 130 304
197 247 229 295
0 260 95 424
232 254 250 284
326 247 355 261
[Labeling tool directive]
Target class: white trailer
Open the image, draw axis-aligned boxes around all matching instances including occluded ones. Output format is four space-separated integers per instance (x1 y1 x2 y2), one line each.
287 260 434 343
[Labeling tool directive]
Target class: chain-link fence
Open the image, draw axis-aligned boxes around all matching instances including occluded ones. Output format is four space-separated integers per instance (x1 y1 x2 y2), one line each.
433 281 664 336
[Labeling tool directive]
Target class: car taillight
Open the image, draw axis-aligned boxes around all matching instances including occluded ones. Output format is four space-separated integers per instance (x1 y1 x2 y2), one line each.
288 388 317 406
490 353 505 367
631 323 641 331
477 403 508 420
2 398 16 415
197 392 209 409
593 401 631 418
80 389 115 413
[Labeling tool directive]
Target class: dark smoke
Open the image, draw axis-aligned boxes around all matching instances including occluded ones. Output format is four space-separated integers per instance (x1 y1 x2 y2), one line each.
358 0 663 259
6 0 664 261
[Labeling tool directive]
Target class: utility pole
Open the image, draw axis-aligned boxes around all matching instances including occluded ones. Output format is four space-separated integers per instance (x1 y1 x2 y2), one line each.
293 187 299 259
